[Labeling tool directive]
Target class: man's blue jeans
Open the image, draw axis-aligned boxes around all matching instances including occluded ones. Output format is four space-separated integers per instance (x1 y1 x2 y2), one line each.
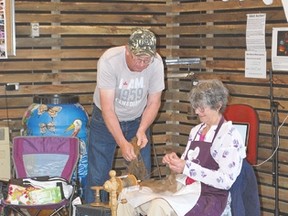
84 105 152 203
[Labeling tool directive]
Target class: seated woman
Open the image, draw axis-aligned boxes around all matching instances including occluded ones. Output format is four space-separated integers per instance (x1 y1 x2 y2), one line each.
117 79 246 216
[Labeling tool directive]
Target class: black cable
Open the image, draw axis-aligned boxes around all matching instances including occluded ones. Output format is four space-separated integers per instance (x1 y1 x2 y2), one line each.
269 69 280 216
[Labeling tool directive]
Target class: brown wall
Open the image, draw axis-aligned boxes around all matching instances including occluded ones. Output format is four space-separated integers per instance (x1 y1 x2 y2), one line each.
0 0 287 215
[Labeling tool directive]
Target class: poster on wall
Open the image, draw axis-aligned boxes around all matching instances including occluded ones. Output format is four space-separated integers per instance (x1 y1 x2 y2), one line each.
0 0 7 58
282 0 288 22
0 0 15 59
245 13 267 78
272 27 288 71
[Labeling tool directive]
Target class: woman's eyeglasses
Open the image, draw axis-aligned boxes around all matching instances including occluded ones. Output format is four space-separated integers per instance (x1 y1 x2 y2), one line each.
193 106 206 113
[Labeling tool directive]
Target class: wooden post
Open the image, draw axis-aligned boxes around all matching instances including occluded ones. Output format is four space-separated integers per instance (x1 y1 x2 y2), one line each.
103 170 118 216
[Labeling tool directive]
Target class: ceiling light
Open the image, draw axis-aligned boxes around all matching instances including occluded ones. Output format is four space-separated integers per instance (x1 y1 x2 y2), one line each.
263 0 273 5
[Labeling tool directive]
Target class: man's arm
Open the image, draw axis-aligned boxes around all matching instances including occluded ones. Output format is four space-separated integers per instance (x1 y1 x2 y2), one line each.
136 91 162 148
99 88 136 161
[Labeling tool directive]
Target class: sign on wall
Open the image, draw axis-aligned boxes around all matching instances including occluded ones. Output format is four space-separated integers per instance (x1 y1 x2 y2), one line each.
245 14 267 79
0 0 7 58
272 27 288 71
0 0 15 59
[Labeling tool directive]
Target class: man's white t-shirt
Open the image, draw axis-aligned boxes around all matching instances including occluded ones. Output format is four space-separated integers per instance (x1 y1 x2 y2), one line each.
93 46 165 122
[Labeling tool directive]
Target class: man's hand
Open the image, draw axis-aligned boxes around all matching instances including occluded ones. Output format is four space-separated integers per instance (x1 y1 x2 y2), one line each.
136 131 148 149
121 141 137 161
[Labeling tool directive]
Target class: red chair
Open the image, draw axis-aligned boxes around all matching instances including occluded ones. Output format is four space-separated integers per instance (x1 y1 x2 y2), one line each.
224 104 260 215
224 104 259 165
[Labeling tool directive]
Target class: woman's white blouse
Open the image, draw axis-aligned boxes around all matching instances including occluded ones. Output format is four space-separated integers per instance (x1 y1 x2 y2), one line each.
182 121 247 190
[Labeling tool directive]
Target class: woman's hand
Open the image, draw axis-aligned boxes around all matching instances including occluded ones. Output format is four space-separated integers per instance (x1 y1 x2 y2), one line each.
162 152 186 174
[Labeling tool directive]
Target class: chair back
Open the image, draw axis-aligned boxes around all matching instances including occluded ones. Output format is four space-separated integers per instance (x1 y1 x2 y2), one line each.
13 136 79 181
224 104 259 165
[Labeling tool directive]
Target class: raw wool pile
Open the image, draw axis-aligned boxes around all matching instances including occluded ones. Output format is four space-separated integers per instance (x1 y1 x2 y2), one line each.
127 137 178 193
140 171 178 193
126 137 148 181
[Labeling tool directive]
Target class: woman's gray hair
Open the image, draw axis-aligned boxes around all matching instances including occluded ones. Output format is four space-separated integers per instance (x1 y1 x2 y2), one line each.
188 79 229 113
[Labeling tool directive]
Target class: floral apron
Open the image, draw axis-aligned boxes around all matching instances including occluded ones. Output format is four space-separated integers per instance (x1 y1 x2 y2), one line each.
185 117 228 216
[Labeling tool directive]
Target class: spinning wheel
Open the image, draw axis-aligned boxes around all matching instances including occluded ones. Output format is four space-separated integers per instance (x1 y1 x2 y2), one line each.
91 170 138 216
